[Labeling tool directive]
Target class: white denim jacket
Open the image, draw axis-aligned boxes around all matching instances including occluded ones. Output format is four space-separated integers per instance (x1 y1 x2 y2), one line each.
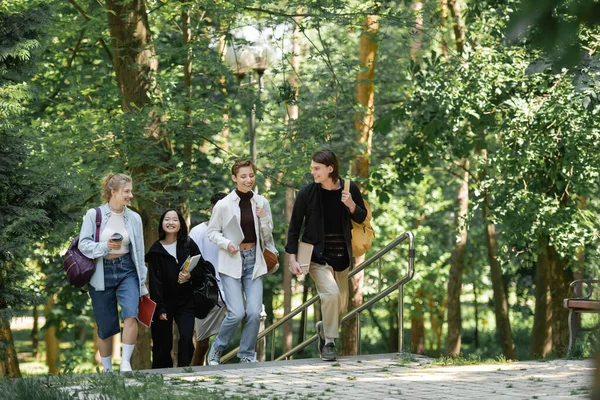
207 190 273 280
78 203 148 296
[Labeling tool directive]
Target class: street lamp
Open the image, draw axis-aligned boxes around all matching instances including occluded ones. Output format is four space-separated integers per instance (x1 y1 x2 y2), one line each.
225 40 275 166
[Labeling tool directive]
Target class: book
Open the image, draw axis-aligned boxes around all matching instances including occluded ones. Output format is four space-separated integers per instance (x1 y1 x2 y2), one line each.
223 216 244 247
297 241 314 275
178 254 202 283
138 296 157 328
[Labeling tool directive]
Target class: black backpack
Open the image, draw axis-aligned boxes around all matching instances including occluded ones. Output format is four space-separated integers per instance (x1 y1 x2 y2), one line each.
191 257 222 319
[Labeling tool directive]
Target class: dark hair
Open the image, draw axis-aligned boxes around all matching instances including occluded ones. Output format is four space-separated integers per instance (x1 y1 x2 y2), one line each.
158 208 188 242
210 192 227 206
231 159 256 176
312 149 340 182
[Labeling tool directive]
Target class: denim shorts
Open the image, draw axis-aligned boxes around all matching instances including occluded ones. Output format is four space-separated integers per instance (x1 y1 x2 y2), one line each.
89 254 140 339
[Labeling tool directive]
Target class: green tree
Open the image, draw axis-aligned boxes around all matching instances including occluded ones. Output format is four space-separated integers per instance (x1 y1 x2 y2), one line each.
0 2 69 377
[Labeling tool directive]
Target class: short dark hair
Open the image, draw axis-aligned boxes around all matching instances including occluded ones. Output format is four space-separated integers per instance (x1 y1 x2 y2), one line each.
312 149 340 182
158 208 188 242
210 192 227 206
231 159 256 176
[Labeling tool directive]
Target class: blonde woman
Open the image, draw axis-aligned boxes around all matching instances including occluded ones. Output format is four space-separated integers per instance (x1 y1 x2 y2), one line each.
78 173 147 372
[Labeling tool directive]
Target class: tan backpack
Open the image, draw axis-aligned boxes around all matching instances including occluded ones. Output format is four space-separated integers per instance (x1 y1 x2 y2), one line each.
344 180 375 257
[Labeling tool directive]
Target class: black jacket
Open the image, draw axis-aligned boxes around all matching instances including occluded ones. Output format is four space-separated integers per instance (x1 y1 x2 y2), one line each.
146 238 202 317
285 179 367 267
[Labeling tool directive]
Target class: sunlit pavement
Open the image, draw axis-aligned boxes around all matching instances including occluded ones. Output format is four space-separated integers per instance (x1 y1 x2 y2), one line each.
143 353 593 399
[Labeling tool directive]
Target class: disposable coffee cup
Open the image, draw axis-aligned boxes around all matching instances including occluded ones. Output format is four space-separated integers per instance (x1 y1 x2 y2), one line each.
110 233 123 249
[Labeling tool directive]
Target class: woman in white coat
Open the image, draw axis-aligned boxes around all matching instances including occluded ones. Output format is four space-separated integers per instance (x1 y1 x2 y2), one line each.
206 159 273 364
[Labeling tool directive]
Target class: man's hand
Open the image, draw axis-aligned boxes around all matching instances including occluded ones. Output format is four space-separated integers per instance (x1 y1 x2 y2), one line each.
341 190 356 213
289 260 304 276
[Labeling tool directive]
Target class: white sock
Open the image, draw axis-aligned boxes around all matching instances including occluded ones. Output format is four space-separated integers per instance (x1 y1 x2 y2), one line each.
325 338 335 345
100 355 113 372
121 343 135 363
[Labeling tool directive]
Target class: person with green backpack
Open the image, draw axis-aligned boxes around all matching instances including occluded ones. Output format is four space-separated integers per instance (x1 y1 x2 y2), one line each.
285 149 367 361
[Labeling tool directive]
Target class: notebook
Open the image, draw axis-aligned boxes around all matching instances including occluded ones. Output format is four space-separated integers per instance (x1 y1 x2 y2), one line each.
223 216 244 247
138 296 157 328
180 254 202 274
297 241 314 275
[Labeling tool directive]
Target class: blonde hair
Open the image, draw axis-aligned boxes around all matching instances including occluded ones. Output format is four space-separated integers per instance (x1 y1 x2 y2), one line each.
101 173 132 202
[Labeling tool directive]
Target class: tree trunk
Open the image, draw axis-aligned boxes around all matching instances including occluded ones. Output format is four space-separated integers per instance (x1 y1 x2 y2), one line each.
31 305 39 359
282 185 295 354
180 0 193 225
410 1 423 61
483 205 515 358
0 320 20 378
445 158 469 357
297 282 311 347
532 236 553 358
410 288 425 354
429 293 444 357
440 0 449 57
44 296 60 374
482 185 515 358
104 0 162 370
448 0 466 53
342 13 379 356
340 256 364 356
282 10 303 355
550 245 572 357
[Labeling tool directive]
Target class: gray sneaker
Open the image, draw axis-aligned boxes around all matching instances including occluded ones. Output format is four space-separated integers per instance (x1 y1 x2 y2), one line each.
207 346 222 366
239 357 258 363
321 342 337 361
315 321 325 355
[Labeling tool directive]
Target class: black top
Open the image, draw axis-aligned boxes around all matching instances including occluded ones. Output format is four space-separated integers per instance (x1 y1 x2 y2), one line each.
146 238 202 317
285 179 367 271
319 185 349 271
236 189 257 244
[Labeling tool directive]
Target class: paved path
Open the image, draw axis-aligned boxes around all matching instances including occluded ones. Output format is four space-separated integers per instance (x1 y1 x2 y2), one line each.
143 353 593 399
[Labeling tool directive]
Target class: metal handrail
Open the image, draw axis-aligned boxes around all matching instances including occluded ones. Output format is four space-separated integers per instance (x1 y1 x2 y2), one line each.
221 231 415 363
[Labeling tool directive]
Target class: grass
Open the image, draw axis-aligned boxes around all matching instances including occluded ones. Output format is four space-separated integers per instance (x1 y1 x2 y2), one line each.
0 373 269 400
432 354 513 366
12 325 98 376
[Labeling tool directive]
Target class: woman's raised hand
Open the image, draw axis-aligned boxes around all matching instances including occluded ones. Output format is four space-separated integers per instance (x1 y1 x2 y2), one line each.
227 242 239 254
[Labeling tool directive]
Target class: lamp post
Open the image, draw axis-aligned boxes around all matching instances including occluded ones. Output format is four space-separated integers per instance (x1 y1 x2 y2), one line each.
225 41 275 166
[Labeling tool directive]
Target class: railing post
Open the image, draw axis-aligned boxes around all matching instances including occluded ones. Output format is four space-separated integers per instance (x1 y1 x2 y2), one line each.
257 304 267 361
356 312 361 355
398 285 403 353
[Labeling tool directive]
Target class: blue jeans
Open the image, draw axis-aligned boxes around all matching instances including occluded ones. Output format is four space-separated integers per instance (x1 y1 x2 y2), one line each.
213 247 263 359
89 254 140 340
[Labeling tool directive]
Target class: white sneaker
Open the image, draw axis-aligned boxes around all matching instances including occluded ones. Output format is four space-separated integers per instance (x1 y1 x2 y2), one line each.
239 357 258 363
207 346 222 366
120 360 132 372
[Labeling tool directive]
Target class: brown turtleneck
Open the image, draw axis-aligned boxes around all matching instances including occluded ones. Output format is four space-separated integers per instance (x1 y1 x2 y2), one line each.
236 189 257 243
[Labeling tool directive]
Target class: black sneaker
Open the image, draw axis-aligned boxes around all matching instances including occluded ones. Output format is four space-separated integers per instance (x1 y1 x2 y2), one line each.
315 321 325 355
321 342 337 361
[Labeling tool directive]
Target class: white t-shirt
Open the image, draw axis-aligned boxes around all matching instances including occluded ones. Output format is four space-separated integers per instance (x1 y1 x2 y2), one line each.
100 210 131 254
161 241 178 262
189 222 224 298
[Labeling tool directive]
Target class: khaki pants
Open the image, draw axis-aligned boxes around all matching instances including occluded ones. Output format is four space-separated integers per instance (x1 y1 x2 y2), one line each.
309 262 349 339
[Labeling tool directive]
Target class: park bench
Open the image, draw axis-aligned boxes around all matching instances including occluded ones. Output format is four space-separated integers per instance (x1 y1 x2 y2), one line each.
564 279 600 356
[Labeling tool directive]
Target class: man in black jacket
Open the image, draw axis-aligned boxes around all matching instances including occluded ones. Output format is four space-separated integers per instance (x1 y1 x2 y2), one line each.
286 149 367 361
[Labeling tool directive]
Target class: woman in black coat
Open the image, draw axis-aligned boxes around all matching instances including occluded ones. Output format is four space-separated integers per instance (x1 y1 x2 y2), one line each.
146 208 201 368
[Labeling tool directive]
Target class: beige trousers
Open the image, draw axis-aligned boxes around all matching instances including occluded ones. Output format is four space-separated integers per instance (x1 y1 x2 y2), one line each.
309 262 349 339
